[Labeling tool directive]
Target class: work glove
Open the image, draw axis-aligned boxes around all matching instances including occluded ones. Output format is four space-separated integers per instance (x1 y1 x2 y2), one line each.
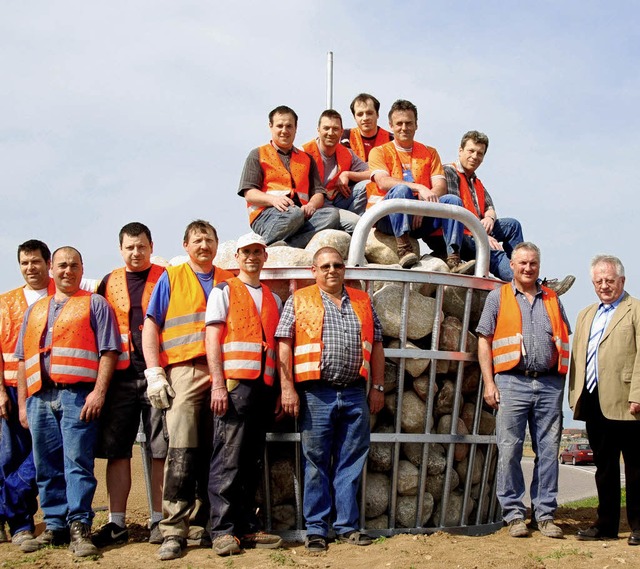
144 367 175 409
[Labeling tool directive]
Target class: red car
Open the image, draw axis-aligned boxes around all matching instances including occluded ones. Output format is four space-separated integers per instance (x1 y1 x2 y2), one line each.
560 443 594 465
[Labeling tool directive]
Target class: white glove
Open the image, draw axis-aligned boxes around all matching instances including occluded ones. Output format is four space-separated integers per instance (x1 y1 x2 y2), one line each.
144 367 175 409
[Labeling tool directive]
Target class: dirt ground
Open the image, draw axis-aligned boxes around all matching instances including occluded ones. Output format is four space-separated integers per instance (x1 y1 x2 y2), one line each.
2 453 639 569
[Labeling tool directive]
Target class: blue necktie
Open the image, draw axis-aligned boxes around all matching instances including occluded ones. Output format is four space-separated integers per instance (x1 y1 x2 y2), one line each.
585 305 612 393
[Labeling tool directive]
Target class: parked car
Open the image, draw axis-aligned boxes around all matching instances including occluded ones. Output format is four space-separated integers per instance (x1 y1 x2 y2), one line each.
560 443 593 465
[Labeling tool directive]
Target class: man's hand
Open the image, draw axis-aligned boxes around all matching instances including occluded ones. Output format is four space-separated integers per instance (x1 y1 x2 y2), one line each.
301 203 316 219
483 381 500 410
144 367 175 410
281 384 300 418
335 172 352 198
481 216 495 234
630 401 640 415
211 386 228 417
416 185 438 202
368 388 384 414
19 406 28 429
271 195 295 212
80 390 105 422
487 235 504 251
411 214 424 230
0 388 10 419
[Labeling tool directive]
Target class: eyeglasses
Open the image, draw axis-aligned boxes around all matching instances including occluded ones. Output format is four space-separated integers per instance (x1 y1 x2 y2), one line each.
315 262 345 272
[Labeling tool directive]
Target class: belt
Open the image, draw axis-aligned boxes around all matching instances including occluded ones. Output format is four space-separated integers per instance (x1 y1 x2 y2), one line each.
43 380 94 390
521 369 554 378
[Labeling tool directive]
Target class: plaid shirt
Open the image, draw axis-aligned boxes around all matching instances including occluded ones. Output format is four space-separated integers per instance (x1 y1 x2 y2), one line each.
276 287 383 385
444 162 495 218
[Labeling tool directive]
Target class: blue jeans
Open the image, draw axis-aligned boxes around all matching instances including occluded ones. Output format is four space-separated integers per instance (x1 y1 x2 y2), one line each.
323 182 368 234
26 385 98 530
461 216 523 281
376 186 464 255
300 383 370 537
251 205 341 248
0 386 38 535
494 372 564 523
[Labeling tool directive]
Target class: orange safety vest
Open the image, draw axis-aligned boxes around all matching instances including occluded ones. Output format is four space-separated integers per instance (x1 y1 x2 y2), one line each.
367 141 440 209
159 263 234 367
302 140 353 200
247 144 312 225
292 284 374 382
492 284 570 375
220 277 279 386
23 290 99 396
348 127 392 161
104 264 165 370
0 278 56 387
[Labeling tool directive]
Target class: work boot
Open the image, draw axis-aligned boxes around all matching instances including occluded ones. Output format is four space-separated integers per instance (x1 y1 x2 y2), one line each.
541 275 575 296
20 528 70 552
396 235 419 268
445 253 476 275
11 530 34 546
69 521 98 557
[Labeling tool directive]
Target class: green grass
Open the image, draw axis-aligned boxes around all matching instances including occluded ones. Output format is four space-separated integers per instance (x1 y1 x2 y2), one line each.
528 547 593 564
563 488 626 509
269 550 296 566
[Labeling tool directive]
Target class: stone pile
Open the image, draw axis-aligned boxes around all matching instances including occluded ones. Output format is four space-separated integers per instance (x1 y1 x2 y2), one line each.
219 228 498 532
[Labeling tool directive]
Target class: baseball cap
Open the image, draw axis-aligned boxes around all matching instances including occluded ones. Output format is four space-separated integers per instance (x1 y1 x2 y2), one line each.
236 232 267 251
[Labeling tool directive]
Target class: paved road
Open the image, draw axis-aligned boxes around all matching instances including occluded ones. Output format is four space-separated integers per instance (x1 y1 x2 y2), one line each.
521 457 598 506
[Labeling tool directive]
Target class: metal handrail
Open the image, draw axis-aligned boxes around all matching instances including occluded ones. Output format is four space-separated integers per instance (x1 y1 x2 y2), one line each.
346 199 491 278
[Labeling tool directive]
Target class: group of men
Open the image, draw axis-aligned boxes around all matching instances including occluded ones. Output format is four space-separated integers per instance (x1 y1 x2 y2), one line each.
238 94 574 294
478 245 640 545
0 220 385 560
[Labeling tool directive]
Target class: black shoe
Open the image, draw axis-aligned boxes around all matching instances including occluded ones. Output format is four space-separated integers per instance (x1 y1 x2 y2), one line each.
576 526 617 541
69 521 98 557
628 530 640 546
92 522 129 548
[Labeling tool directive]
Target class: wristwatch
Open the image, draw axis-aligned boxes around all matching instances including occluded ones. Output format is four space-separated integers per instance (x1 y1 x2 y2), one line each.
372 384 384 392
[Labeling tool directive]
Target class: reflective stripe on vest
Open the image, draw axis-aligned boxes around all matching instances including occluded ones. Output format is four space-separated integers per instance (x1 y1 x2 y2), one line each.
247 144 312 225
292 284 374 382
220 277 279 386
105 265 164 370
159 264 234 367
492 284 570 375
23 291 99 396
0 279 55 387
302 140 353 200
367 141 438 209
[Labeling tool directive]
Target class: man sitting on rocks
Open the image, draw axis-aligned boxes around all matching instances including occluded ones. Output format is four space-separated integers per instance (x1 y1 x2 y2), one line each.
368 99 474 272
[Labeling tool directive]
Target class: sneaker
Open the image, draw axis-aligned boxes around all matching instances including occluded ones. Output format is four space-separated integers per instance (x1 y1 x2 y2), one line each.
240 531 282 549
157 536 185 561
149 521 163 545
20 528 70 552
508 518 529 538
11 530 34 546
538 519 563 538
542 275 575 296
92 522 128 548
212 534 241 556
69 521 98 557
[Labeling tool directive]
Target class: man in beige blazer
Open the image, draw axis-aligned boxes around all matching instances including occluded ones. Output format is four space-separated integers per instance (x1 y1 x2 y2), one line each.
569 254 640 545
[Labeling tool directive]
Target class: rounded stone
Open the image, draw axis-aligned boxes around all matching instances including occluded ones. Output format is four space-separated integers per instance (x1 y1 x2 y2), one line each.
373 284 438 340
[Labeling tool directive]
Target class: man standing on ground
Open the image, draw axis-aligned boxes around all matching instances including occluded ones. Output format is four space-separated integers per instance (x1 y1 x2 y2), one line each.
444 131 574 294
477 242 570 539
277 247 385 551
142 220 234 561
569 255 640 545
368 99 473 271
205 232 283 556
0 240 54 547
92 222 168 547
239 105 340 248
303 109 370 233
16 247 120 557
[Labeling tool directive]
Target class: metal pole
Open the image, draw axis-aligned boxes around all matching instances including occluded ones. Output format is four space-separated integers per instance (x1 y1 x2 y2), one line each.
326 51 333 109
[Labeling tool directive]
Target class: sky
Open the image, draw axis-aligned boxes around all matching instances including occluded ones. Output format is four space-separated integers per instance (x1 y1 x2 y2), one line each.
1 1 638 426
